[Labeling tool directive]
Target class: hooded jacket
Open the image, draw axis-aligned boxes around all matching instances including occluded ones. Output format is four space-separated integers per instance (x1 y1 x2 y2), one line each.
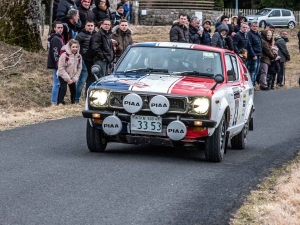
211 24 233 50
169 22 189 43
47 33 64 69
57 43 82 83
92 0 112 25
111 11 125 26
274 35 290 63
260 30 275 65
111 26 133 61
56 0 77 21
92 28 115 63
78 4 95 32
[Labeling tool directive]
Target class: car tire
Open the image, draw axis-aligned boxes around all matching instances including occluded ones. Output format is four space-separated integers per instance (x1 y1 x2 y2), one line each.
259 20 266 28
205 114 227 162
287 21 295 29
86 120 107 152
231 108 252 150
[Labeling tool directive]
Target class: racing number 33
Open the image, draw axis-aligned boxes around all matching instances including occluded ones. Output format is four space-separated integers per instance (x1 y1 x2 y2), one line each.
131 115 162 132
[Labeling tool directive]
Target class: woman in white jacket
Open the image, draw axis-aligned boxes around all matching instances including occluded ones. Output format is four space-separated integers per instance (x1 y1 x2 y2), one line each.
57 39 82 105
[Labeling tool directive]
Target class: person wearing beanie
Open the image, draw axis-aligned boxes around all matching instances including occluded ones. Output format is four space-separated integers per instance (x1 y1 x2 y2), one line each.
200 19 212 45
215 15 234 36
92 0 112 27
111 4 125 26
77 0 95 32
211 23 233 50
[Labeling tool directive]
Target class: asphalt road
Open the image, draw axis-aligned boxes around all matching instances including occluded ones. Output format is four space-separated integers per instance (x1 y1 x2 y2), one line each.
1 88 300 225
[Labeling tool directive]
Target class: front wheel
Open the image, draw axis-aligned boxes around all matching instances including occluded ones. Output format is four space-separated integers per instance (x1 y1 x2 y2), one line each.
86 120 107 152
205 114 227 162
287 21 295 29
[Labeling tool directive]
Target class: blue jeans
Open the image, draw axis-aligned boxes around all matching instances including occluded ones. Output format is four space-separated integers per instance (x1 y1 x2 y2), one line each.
277 62 285 85
247 58 260 86
75 60 88 102
94 60 109 78
51 69 60 104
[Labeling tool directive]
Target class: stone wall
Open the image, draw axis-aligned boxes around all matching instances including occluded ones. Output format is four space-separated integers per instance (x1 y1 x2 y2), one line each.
134 9 223 26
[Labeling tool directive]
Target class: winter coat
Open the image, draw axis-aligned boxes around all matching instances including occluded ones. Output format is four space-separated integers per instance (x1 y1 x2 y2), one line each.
56 0 77 21
92 28 114 63
169 22 189 43
61 16 80 43
232 30 248 54
75 29 96 62
234 16 247 33
57 43 82 83
111 11 125 26
52 0 60 22
92 2 112 26
215 23 234 36
111 27 133 61
260 30 275 65
200 28 211 45
211 24 233 50
47 33 64 69
189 25 201 44
274 35 290 63
78 5 95 32
247 29 262 58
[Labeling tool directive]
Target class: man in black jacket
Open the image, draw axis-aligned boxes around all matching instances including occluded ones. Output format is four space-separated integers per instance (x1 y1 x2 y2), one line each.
92 19 114 79
75 20 96 103
56 0 77 21
47 21 64 106
77 0 95 32
170 14 189 43
232 22 248 54
189 16 202 44
61 9 80 42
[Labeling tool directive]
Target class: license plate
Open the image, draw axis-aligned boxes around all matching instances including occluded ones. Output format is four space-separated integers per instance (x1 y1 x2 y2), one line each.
131 115 162 133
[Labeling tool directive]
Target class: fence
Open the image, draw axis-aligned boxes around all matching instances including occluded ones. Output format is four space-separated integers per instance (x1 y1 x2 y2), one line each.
224 8 300 25
138 0 215 10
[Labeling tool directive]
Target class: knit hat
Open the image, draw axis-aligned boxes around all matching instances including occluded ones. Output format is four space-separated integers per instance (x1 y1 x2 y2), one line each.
81 0 91 3
117 3 124 10
202 19 211 26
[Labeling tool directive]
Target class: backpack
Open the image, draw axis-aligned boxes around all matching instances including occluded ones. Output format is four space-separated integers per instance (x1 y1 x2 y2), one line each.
57 45 81 67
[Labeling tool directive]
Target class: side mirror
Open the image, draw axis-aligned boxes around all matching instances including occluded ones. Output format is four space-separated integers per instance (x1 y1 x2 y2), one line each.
211 74 224 90
91 64 102 81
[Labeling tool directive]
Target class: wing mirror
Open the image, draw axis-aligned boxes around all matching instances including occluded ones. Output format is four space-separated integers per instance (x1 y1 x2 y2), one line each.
211 74 224 90
91 64 102 81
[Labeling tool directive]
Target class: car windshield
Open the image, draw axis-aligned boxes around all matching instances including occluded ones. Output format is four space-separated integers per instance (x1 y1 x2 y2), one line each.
255 8 271 16
116 46 223 77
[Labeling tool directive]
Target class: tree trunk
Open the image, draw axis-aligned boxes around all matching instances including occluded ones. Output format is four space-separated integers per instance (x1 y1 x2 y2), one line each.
0 0 43 52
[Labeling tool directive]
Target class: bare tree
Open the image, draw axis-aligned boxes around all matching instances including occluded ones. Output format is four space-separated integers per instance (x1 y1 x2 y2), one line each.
0 0 43 52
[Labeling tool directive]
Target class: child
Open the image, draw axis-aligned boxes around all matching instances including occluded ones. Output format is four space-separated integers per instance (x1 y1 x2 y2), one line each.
238 48 247 64
267 45 281 90
57 39 82 105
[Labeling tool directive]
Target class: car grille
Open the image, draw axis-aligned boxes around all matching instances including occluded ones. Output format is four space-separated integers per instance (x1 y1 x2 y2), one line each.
109 92 187 113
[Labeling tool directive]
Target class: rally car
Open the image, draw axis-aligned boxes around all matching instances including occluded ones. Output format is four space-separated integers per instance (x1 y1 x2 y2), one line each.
82 42 254 162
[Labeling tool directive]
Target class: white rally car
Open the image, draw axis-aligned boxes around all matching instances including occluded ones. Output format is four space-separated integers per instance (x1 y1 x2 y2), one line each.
82 42 254 162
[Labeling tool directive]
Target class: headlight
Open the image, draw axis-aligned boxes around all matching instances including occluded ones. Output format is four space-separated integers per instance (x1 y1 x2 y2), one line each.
89 90 109 107
192 97 210 114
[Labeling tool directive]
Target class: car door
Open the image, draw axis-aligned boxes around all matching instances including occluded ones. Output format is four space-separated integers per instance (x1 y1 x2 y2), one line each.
224 54 246 131
267 9 281 26
281 10 292 26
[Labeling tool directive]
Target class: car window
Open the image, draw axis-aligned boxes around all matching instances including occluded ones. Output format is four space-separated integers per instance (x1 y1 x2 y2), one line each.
116 47 223 77
255 8 271 16
282 10 291 16
225 55 238 81
269 10 280 17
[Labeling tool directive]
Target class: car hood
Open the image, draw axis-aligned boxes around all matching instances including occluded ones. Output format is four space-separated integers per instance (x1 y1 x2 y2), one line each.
91 74 216 96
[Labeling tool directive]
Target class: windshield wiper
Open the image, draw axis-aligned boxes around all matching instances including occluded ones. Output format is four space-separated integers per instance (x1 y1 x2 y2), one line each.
124 67 169 74
171 71 214 77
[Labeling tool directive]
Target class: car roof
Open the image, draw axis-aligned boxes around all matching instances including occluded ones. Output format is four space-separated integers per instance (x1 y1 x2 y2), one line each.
132 42 233 54
262 8 292 10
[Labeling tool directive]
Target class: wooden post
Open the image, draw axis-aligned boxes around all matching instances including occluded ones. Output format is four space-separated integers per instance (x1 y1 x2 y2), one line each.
132 1 139 25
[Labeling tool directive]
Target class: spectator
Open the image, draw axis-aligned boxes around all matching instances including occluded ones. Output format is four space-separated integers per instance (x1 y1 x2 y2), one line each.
52 0 61 22
259 30 278 90
234 16 247 33
111 4 125 26
170 14 189 43
111 19 133 61
123 0 131 23
61 9 80 42
211 24 233 50
91 19 115 79
231 15 238 36
274 30 290 87
189 16 202 44
57 39 82 105
267 45 281 90
77 0 95 32
75 20 96 103
200 19 212 46
232 22 248 54
238 48 247 64
47 21 64 106
265 23 275 34
247 21 262 88
56 0 77 21
75 0 93 7
93 0 112 27
215 15 234 36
